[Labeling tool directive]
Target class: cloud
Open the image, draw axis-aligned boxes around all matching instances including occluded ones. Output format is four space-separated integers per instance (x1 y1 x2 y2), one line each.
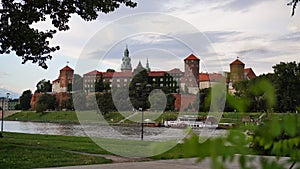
203 31 242 43
216 0 273 12
276 31 300 42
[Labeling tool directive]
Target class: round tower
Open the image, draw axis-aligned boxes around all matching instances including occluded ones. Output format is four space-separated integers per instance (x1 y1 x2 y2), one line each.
230 58 245 84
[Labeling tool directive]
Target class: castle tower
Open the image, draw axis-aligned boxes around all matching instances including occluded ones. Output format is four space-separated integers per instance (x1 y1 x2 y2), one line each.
230 58 245 84
184 54 200 86
121 45 132 72
59 66 74 90
52 65 74 93
181 54 200 94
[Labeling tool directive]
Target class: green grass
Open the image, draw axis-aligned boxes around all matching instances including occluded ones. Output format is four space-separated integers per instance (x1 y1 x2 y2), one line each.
5 111 79 123
0 132 113 169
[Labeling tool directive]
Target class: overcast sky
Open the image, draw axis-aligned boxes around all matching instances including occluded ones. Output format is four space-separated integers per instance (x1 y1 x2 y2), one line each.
1 0 300 98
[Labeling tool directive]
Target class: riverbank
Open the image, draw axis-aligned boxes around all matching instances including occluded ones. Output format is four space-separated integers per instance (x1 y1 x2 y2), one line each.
0 132 113 169
5 111 263 124
0 132 198 168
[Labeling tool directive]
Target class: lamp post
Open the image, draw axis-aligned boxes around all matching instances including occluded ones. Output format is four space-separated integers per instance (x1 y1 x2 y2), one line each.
0 93 10 138
139 107 144 141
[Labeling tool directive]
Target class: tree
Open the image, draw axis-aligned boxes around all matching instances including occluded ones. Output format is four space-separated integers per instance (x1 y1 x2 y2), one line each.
35 79 52 93
97 92 116 114
288 0 299 16
72 74 83 91
19 90 32 110
106 69 116 73
36 94 57 112
95 74 104 92
60 97 74 110
272 62 300 112
129 69 150 110
0 0 137 68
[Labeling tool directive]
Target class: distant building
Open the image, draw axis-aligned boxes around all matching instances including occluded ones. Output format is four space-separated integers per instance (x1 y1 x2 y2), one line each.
199 73 225 90
121 45 132 72
0 97 9 110
180 54 200 94
8 99 20 110
52 66 74 93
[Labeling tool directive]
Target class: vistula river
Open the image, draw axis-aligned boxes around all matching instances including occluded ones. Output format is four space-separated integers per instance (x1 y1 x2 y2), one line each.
0 121 228 141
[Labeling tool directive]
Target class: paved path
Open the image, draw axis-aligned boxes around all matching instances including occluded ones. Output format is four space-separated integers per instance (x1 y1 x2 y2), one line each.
43 156 298 169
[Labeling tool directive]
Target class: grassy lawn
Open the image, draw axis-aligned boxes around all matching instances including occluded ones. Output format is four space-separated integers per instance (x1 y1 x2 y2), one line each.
5 111 79 123
0 132 113 169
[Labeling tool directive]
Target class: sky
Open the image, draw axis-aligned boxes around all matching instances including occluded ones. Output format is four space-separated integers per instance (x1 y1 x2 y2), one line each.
0 0 300 98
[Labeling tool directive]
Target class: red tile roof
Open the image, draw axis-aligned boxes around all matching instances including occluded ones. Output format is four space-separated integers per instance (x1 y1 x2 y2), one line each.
208 73 224 82
199 73 210 82
103 72 132 78
244 68 256 79
60 66 74 71
84 70 102 76
184 54 200 61
168 68 183 74
230 59 244 65
148 71 167 77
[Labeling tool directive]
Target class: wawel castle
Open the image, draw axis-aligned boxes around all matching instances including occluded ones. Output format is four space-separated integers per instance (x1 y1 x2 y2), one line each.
31 46 256 110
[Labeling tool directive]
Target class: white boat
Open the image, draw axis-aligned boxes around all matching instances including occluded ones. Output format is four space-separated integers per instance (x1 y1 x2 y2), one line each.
164 115 218 128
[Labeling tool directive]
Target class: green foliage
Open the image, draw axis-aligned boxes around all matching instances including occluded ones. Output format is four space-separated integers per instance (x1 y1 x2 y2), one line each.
0 0 137 68
60 97 74 110
72 74 83 91
251 115 300 159
19 89 32 110
36 94 57 112
72 91 87 110
273 62 300 112
35 79 52 93
129 69 151 110
97 92 116 114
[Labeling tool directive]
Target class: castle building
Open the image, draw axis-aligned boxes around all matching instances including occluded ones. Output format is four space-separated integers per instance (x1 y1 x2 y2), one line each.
52 65 74 93
180 54 200 94
230 58 245 84
121 45 132 72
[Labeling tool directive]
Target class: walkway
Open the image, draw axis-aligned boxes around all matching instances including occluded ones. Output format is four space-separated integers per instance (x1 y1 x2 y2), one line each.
43 156 298 169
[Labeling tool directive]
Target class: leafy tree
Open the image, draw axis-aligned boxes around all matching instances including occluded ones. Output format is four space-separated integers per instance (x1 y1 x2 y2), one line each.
19 89 32 110
72 91 86 110
112 88 133 111
272 62 300 112
97 92 116 114
36 94 57 112
129 69 150 110
193 88 211 112
72 74 83 91
165 94 176 111
0 0 137 68
95 74 104 92
35 79 52 93
106 69 116 73
60 97 74 110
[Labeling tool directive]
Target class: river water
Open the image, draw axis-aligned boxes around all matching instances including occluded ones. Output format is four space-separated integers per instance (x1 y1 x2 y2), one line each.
0 121 227 141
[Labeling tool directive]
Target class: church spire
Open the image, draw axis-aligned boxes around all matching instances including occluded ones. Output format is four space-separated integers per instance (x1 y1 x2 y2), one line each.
121 45 132 72
146 58 151 72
